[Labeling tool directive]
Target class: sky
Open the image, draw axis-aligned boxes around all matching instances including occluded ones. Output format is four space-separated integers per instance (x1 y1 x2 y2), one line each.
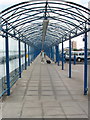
0 0 90 11
0 0 90 50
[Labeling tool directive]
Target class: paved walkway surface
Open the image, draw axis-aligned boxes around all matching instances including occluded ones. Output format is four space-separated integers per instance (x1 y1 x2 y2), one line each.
1 55 88 119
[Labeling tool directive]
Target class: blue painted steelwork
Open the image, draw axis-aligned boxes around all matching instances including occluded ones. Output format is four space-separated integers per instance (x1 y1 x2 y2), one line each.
1 0 90 50
64 54 66 63
74 55 76 65
33 48 35 61
31 47 34 62
25 43 27 70
52 47 54 61
49 48 51 58
44 0 48 20
30 47 33 62
55 46 57 63
5 23 10 96
69 36 71 78
55 45 59 66
0 0 90 97
18 39 21 78
51 47 53 60
62 39 64 70
28 45 30 66
84 26 88 95
33 49 36 59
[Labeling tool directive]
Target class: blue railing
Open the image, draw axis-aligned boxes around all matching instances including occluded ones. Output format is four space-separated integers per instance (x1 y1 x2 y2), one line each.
0 63 25 97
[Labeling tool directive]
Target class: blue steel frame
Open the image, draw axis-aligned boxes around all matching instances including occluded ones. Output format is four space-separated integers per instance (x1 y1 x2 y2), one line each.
62 39 64 70
69 35 71 78
52 47 54 61
0 0 90 96
33 49 35 60
84 25 88 95
34 49 37 59
48 48 51 58
28 45 30 66
5 23 10 96
30 47 33 62
18 39 21 78
25 43 27 70
51 47 53 60
0 0 90 49
73 55 76 65
55 45 59 66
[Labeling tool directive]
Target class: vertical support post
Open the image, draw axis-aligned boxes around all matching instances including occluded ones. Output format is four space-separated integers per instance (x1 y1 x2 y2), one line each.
51 47 54 61
31 47 33 62
84 26 88 95
52 47 54 61
32 48 34 61
74 55 76 65
46 49 48 57
5 23 10 96
55 45 59 66
28 45 30 66
34 49 36 59
48 49 50 58
33 48 35 60
25 43 27 70
51 47 52 60
45 0 48 20
69 35 71 78
55 45 57 63
30 47 32 62
62 39 64 70
18 39 21 78
29 46 31 63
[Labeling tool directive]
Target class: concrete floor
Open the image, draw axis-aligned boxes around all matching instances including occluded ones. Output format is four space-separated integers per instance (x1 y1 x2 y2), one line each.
1 55 88 119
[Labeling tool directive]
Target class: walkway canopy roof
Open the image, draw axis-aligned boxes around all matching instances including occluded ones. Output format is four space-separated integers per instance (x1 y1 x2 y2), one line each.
0 0 90 50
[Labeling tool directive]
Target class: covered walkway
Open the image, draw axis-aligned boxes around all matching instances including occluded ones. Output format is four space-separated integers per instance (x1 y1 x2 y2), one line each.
2 55 88 118
0 0 90 119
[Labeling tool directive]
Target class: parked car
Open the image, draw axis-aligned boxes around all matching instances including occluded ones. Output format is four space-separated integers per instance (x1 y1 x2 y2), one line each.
65 51 90 62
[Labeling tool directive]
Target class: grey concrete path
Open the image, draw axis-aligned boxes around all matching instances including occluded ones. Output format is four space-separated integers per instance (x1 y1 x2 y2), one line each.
1 55 88 119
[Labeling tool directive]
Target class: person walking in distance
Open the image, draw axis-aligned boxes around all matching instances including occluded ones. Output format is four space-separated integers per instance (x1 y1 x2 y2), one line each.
41 50 45 62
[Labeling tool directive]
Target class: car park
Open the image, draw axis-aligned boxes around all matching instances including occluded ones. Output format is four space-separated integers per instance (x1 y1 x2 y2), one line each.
65 51 90 62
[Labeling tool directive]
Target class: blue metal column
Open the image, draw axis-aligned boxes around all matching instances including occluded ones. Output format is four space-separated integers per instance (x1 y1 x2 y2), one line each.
74 55 76 65
84 26 88 95
48 49 50 58
55 45 59 66
28 45 30 66
34 49 36 59
29 46 31 62
25 43 27 70
69 36 71 78
51 47 52 60
55 45 57 63
47 50 49 57
34 48 35 60
62 39 64 70
33 48 35 60
52 47 54 61
51 47 54 61
18 39 21 78
33 48 34 61
32 47 34 61
5 23 10 96
31 47 33 62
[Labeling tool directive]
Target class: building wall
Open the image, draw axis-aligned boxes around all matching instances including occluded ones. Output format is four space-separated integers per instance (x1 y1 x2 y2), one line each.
71 41 77 49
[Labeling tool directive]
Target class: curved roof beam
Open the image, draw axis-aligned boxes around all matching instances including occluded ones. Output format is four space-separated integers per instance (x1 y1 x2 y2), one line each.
0 0 90 50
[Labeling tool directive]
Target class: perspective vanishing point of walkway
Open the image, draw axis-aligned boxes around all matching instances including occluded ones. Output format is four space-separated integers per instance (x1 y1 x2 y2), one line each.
2 55 88 119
